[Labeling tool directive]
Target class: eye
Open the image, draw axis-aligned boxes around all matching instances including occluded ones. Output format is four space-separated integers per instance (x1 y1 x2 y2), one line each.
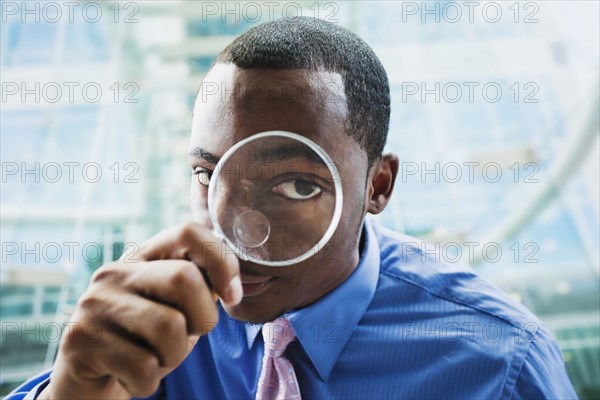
193 168 212 186
272 179 322 200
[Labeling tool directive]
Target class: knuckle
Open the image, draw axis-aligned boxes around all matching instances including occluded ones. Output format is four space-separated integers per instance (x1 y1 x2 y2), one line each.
90 263 123 285
134 356 160 391
170 263 202 292
133 380 161 399
76 291 101 312
178 222 199 243
156 310 187 339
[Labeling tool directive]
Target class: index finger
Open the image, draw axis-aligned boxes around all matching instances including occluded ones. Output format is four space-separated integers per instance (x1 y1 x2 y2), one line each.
132 223 243 306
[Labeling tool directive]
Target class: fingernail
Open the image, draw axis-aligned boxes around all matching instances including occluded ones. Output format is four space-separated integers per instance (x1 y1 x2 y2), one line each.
227 275 243 305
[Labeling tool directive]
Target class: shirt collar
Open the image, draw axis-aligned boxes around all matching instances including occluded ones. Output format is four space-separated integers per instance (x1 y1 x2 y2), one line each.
244 218 380 380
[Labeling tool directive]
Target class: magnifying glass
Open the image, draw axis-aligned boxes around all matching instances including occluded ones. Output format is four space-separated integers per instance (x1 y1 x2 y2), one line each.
208 131 343 267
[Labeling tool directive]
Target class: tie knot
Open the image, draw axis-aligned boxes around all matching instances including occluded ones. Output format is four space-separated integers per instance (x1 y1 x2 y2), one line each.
262 317 295 357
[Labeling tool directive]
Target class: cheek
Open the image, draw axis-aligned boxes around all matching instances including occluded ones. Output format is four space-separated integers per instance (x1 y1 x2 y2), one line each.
334 210 360 253
190 180 211 227
335 171 367 244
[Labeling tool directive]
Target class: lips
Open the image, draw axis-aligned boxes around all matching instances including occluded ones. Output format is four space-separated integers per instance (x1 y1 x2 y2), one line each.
240 274 276 297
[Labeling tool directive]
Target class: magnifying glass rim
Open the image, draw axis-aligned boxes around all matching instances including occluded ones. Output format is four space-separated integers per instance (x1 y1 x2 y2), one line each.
207 130 343 267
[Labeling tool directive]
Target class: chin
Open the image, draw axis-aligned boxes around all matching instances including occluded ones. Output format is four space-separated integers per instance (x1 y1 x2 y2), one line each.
220 298 288 324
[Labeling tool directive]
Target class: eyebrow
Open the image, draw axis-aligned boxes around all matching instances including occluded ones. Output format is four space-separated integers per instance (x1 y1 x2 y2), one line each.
188 144 328 166
188 147 220 164
257 144 327 166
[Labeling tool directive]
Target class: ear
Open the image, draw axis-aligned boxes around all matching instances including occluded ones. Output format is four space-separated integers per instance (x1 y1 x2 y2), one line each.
365 153 399 215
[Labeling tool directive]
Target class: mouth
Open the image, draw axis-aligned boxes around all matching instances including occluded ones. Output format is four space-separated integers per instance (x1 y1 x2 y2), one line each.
240 274 277 297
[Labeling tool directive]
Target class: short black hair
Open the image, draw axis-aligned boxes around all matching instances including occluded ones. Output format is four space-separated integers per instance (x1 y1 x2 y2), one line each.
215 16 390 165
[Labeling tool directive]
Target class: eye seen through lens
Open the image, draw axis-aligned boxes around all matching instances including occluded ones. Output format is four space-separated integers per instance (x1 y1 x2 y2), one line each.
272 179 322 200
208 131 343 266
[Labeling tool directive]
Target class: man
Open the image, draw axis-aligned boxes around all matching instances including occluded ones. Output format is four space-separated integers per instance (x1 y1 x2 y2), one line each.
10 17 576 400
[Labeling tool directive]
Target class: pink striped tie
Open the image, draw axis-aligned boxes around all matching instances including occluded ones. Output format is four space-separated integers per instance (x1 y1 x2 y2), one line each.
255 317 301 400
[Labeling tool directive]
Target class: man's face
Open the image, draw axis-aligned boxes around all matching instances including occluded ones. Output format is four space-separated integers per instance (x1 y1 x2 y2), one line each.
188 63 370 323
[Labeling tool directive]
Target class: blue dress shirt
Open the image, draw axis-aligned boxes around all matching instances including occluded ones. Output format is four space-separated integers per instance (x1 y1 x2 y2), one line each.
8 218 577 399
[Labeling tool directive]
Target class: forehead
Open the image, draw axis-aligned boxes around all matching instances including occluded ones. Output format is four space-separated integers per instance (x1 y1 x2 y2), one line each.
190 63 351 160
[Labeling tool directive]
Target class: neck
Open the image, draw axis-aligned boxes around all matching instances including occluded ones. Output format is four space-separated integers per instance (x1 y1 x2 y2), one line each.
294 222 365 310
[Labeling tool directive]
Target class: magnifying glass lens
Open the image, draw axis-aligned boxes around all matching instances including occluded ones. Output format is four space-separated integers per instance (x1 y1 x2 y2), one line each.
208 131 342 267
